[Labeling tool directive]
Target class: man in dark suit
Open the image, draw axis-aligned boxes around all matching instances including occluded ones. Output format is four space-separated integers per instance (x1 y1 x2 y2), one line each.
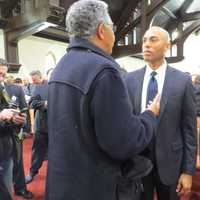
0 108 24 200
125 26 197 200
0 58 33 199
46 1 160 200
6 84 33 199
0 59 33 199
25 73 48 184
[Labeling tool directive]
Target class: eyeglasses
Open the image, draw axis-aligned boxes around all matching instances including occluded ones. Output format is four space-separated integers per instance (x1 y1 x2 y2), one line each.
104 23 117 33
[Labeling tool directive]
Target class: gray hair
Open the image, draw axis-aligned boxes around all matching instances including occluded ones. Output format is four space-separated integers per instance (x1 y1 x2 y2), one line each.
29 70 42 77
66 0 112 39
0 58 7 66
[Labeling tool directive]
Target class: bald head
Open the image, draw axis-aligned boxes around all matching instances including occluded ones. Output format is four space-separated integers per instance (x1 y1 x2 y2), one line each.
146 26 170 42
142 26 171 69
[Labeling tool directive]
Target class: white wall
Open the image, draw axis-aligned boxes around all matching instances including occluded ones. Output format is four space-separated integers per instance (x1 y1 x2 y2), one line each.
116 56 145 72
0 29 5 59
18 36 67 78
1 29 200 77
171 34 200 74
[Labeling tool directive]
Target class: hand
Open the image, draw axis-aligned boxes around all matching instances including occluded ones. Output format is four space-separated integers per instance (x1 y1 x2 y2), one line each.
0 109 15 121
146 94 160 116
12 112 26 125
176 173 192 196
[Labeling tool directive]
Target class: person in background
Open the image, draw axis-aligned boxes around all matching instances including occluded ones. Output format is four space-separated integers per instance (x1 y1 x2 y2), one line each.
0 58 31 199
23 77 34 98
4 75 14 85
25 71 49 184
45 1 160 200
0 108 25 200
30 70 43 86
125 26 196 200
0 58 33 199
193 75 200 169
13 77 32 137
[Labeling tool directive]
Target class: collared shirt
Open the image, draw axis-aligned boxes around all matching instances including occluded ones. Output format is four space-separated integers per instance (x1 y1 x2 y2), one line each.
141 61 167 112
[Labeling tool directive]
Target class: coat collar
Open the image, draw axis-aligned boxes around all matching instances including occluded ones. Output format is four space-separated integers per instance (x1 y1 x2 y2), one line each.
67 37 115 63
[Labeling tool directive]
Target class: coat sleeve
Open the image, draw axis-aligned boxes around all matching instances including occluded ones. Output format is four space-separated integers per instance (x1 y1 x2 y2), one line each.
90 69 157 161
181 77 197 175
29 86 47 111
18 86 28 110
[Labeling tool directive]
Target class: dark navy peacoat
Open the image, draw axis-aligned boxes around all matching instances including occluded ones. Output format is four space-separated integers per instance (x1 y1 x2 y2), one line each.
46 37 157 200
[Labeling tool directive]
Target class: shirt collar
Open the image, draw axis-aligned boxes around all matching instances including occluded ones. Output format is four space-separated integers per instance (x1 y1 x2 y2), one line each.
146 60 167 77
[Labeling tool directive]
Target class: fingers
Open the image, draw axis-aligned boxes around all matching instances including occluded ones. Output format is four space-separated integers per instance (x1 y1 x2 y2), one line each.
0 109 26 124
0 109 15 121
176 181 191 196
146 93 161 116
176 181 182 194
177 187 191 196
12 114 26 125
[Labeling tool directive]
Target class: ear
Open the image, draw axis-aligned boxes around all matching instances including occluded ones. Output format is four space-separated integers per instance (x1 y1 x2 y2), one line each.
167 41 171 50
165 41 171 53
96 23 105 40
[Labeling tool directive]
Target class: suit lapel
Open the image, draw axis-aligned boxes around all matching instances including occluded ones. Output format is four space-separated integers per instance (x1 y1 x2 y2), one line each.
159 66 174 120
135 67 146 115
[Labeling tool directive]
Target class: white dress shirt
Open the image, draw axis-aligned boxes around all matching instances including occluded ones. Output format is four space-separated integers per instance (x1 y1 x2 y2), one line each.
141 61 167 113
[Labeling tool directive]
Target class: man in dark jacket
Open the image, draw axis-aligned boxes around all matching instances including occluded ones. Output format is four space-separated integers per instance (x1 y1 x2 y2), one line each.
25 76 48 184
0 108 25 200
0 58 33 199
0 59 28 199
45 1 160 200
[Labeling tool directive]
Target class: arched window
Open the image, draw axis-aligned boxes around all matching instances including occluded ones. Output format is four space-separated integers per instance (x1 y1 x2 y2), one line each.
44 51 56 74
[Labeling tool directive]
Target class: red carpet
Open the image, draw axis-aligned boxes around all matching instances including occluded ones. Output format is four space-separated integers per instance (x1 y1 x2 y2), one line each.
13 137 200 200
186 170 200 200
14 137 47 200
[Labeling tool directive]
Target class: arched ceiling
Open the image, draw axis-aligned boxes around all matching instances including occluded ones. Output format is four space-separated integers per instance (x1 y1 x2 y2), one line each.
0 0 200 71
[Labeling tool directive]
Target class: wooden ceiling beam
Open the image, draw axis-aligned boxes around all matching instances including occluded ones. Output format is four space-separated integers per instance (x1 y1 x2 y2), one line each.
182 11 200 22
172 20 200 44
115 0 140 33
116 0 170 42
112 43 141 58
34 26 68 43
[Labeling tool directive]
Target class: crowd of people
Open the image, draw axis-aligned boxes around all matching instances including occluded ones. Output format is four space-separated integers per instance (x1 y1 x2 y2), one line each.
0 0 199 200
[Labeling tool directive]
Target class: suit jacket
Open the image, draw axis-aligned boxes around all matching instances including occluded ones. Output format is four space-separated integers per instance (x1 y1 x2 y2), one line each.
125 66 197 185
0 84 27 160
46 37 157 200
29 81 48 133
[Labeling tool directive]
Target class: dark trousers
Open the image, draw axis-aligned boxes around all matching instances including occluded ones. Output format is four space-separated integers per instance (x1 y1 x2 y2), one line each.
0 179 12 200
140 167 179 200
0 160 12 200
23 111 31 133
13 139 27 191
30 132 48 175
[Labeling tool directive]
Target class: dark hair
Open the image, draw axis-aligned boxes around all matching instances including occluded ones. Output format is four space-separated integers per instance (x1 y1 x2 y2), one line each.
14 78 23 84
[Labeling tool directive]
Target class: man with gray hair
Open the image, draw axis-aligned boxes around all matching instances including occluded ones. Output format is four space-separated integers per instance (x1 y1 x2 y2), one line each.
46 1 160 200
